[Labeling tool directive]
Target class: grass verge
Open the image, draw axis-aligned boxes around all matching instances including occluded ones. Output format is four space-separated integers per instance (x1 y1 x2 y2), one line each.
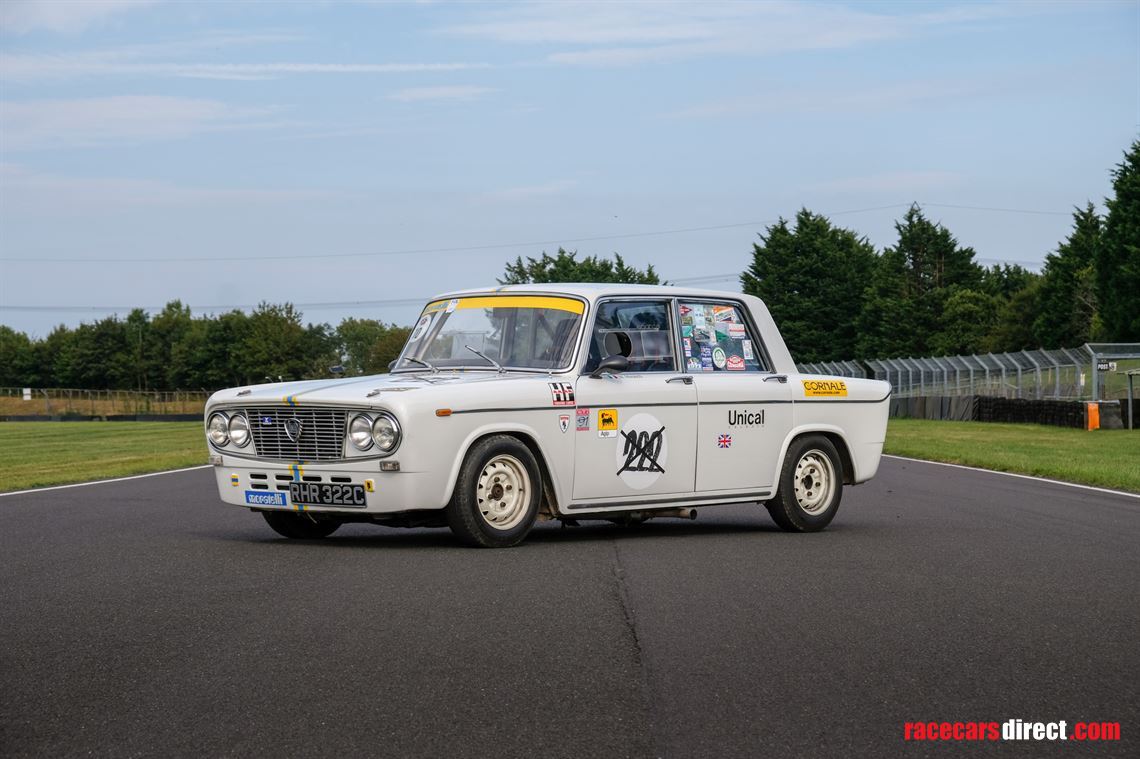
3 419 1135 496
0 422 204 493
884 419 1140 493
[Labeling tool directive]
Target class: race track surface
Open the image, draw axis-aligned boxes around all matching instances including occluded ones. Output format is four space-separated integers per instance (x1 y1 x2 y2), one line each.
1 459 1137 758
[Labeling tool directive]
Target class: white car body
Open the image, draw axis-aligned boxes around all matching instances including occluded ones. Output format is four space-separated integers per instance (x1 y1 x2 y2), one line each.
205 284 889 529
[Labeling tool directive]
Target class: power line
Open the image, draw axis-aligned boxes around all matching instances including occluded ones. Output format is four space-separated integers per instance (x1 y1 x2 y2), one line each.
919 202 1072 217
0 202 925 264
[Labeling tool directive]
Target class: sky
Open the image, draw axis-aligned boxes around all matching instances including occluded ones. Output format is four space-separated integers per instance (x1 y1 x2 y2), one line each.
0 0 1137 337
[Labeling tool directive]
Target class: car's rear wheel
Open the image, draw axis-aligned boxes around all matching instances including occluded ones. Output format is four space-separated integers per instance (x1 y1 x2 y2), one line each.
766 434 843 532
447 435 541 548
261 510 341 539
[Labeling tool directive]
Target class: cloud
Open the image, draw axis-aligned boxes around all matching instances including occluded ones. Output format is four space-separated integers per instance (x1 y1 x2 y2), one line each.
388 85 495 102
0 164 331 211
476 179 578 204
0 53 490 82
440 1 1038 67
808 171 963 195
0 96 278 150
0 0 157 34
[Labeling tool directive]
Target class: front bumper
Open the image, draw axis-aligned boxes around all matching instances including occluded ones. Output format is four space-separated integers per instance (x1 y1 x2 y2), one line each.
212 458 446 514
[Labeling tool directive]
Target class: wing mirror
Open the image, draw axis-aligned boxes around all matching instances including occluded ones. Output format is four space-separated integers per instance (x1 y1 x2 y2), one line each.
590 354 629 378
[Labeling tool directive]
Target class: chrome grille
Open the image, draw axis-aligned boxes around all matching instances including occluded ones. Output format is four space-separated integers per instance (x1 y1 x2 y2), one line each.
241 406 348 461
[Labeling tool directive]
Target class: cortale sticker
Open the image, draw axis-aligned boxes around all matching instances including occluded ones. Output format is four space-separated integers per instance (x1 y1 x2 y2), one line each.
802 379 848 397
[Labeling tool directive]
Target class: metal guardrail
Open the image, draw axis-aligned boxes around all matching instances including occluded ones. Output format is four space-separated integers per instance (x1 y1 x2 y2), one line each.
796 343 1140 401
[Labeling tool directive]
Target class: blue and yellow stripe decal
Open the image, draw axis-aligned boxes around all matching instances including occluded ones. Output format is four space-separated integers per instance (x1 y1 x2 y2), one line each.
282 395 299 407
291 463 305 511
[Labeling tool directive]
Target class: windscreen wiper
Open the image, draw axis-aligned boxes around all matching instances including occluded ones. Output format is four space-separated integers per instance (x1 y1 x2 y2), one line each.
464 345 505 373
404 356 438 374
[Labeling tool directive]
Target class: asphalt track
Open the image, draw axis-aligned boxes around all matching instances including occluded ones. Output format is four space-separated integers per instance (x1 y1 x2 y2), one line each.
1 459 1137 758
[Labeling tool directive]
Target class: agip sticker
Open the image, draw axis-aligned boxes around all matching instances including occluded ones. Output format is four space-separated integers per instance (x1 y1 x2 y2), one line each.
598 408 619 438
802 379 848 397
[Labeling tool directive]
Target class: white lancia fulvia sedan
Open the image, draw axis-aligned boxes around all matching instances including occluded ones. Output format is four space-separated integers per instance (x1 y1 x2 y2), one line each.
204 284 890 547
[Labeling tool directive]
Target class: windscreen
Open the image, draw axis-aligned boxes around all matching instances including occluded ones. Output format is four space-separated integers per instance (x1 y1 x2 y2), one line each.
395 296 585 371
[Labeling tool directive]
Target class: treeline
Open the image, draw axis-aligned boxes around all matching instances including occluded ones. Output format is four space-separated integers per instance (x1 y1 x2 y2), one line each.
0 304 409 390
2 142 1137 389
743 142 1139 362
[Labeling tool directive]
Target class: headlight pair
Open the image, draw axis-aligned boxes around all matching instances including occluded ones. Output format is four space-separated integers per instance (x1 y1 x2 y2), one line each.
348 413 401 455
207 412 251 448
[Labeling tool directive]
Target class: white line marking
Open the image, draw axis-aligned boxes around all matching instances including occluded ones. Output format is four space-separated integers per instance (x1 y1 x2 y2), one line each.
0 465 211 498
883 455 1140 500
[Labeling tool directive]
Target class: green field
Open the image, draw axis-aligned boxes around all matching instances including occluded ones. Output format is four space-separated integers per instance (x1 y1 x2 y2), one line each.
884 419 1140 493
1 419 1136 495
0 422 205 493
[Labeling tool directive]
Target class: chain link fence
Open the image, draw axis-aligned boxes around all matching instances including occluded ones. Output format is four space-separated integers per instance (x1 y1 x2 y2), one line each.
796 343 1140 401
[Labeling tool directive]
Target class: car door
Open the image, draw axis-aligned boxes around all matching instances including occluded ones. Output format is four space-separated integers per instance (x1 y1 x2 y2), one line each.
572 298 698 502
678 299 792 493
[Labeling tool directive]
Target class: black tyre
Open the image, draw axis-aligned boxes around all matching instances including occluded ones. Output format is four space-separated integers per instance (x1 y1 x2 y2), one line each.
766 435 843 532
446 435 541 548
261 510 342 539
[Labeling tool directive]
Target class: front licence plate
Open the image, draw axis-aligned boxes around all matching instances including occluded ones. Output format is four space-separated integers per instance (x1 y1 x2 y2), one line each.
289 482 367 508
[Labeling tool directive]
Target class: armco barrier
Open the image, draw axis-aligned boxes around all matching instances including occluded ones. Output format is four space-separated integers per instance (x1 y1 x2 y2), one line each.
889 396 1122 429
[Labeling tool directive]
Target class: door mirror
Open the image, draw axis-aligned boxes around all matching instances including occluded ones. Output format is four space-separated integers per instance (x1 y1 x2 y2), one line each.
590 354 629 378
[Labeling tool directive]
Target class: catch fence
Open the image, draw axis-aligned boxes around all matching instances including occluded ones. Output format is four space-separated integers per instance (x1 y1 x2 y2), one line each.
796 343 1140 401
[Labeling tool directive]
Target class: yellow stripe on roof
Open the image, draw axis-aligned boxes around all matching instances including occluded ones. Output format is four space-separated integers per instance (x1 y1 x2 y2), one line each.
424 295 584 314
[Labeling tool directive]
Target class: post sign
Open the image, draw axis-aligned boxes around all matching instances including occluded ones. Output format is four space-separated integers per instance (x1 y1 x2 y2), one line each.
22 388 31 401
1096 361 1117 372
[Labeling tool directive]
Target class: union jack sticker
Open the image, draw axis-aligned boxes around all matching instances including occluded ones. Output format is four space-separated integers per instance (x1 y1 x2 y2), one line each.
717 434 732 449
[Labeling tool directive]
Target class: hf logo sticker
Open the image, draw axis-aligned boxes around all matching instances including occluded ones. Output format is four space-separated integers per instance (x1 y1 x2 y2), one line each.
615 413 667 490
548 382 576 406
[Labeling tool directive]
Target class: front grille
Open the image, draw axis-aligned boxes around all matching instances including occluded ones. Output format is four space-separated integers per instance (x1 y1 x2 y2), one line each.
241 406 349 461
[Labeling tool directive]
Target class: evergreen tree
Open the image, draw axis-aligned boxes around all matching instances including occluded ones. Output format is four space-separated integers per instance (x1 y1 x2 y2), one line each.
1096 140 1140 341
856 205 984 357
500 248 660 284
742 209 877 362
1033 203 1100 347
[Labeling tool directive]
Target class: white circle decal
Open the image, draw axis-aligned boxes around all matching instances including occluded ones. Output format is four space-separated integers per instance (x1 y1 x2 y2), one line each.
409 313 434 342
614 412 668 490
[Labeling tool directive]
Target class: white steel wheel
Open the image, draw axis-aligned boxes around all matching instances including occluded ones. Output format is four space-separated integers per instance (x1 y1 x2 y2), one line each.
793 449 835 515
766 434 844 532
476 454 531 531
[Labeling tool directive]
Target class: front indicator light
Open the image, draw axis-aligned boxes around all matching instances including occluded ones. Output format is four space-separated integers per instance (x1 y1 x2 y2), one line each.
207 413 230 446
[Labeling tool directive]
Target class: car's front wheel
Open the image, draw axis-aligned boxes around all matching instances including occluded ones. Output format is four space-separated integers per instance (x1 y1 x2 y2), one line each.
261 510 342 539
766 435 843 532
446 435 541 548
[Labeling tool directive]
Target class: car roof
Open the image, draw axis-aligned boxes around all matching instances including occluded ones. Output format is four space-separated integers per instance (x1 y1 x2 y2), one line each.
431 283 746 302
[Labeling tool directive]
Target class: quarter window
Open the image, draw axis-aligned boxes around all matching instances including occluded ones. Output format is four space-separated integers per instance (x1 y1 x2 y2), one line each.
583 300 677 373
678 301 766 372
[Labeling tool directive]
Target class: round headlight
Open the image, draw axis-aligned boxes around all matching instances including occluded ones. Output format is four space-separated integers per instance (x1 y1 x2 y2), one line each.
228 413 251 448
349 414 374 451
371 414 401 453
207 413 230 446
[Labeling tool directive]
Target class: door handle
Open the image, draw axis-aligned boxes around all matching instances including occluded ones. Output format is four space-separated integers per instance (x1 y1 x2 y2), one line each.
763 375 788 383
667 376 693 385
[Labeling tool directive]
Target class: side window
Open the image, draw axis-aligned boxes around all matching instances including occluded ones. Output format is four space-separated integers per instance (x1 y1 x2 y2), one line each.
583 300 676 373
678 302 767 372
